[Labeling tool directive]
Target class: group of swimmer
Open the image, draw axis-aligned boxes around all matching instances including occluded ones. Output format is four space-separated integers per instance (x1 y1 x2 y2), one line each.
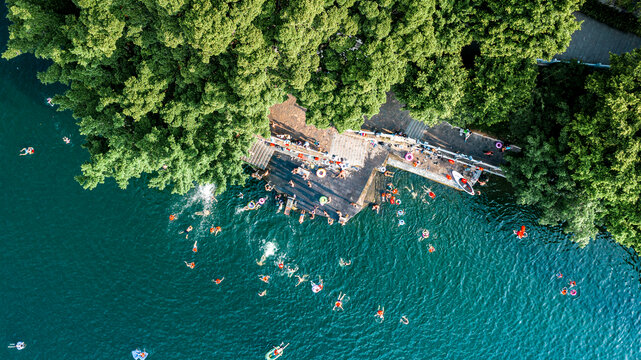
169 211 224 272
18 98 73 157
556 272 579 297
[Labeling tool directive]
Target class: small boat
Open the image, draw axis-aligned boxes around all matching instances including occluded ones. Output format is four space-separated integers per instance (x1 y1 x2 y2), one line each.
451 171 474 195
265 343 289 360
132 349 148 360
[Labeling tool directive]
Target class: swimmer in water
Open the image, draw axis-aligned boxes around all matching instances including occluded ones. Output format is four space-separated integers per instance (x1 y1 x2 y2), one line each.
311 276 324 293
328 217 334 225
256 254 267 266
333 292 346 311
275 259 285 270
428 244 435 253
180 225 193 239
194 209 211 216
209 226 221 235
259 275 270 283
372 204 380 214
339 258 352 267
212 277 224 284
184 261 195 269
400 316 409 325
375 306 385 322
561 287 568 295
237 192 244 199
398 219 405 226
295 274 309 287
46 97 54 106
286 265 298 277
556 272 563 279
19 147 34 156
569 280 576 287
192 241 198 253
420 229 430 241
62 137 70 144
258 290 267 297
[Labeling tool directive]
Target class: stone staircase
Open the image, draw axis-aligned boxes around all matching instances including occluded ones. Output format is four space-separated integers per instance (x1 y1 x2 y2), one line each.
405 119 429 141
242 140 275 170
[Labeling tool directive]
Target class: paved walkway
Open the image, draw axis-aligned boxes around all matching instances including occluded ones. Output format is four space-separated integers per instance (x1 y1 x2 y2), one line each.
363 92 518 170
554 12 641 65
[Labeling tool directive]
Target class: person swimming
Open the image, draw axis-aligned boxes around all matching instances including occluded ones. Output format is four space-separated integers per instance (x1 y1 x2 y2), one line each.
398 219 405 226
62 136 70 144
569 280 576 287
192 241 198 253
19 147 34 156
259 275 270 283
561 287 568 295
333 292 346 311
9 341 26 350
194 209 211 216
428 244 435 253
513 226 528 239
184 261 195 269
180 225 193 239
311 276 324 293
286 265 298 277
556 272 563 279
375 306 385 322
258 290 267 297
421 229 430 240
327 217 334 225
169 214 176 221
210 226 221 235
295 274 309 286
212 277 224 284
276 261 284 270
339 258 352 267
256 254 267 266
400 316 409 325
237 192 244 199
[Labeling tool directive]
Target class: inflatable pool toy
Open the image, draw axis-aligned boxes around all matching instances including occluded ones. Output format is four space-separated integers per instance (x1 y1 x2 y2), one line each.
495 141 503 149
570 289 577 296
9 341 26 350
247 201 256 210
265 343 289 360
397 210 405 216
319 196 328 205
451 171 474 195
311 282 323 293
422 230 430 238
316 168 327 178
131 349 148 360
258 197 266 205
398 219 405 226
405 153 414 161
396 199 401 205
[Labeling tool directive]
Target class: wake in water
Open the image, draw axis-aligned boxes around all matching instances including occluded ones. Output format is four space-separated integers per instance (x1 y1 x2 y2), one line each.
256 240 278 266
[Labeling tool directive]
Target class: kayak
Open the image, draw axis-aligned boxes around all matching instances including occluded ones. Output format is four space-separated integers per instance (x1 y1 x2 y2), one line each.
265 343 289 360
451 171 474 195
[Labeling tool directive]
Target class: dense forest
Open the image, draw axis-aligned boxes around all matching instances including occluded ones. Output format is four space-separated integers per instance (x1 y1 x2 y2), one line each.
4 0 640 250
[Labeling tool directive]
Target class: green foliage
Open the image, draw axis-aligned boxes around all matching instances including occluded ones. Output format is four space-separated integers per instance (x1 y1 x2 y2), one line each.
580 0 641 37
394 55 467 125
4 0 583 194
504 52 641 251
457 56 538 127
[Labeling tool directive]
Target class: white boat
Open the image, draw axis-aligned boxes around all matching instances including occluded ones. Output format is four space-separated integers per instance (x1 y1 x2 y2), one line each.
451 171 474 195
265 343 289 359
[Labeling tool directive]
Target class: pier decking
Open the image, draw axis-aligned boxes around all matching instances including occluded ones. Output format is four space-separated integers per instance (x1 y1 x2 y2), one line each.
245 93 513 223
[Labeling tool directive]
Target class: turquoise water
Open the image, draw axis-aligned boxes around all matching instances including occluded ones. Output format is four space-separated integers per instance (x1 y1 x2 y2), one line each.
2 12 641 360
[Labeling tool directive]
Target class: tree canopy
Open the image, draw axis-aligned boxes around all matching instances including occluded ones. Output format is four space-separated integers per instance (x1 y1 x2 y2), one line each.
503 51 641 250
4 0 582 194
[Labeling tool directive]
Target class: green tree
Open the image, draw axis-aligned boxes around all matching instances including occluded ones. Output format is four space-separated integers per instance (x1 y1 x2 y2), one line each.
4 0 584 194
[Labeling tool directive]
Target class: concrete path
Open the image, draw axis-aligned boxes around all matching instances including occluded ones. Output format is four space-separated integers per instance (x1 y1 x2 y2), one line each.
554 12 641 65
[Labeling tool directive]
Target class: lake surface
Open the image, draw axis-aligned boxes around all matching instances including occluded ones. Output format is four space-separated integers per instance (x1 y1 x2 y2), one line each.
1 9 640 360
